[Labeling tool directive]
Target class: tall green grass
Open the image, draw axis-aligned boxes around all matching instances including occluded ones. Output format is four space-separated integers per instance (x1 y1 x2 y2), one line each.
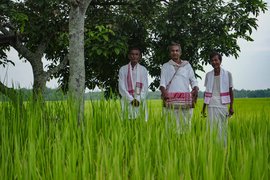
0 98 269 179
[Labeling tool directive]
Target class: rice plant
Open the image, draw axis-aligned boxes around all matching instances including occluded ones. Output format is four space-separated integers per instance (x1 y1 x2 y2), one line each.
0 98 269 179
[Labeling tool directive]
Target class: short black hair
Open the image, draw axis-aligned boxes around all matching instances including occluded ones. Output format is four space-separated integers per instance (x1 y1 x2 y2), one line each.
128 47 142 54
210 51 222 62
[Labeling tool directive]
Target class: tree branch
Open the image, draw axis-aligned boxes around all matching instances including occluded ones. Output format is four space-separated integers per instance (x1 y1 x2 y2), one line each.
35 38 49 60
45 56 68 80
0 26 10 36
160 0 169 5
70 0 80 7
89 0 169 6
90 0 131 6
0 25 36 64
0 34 16 45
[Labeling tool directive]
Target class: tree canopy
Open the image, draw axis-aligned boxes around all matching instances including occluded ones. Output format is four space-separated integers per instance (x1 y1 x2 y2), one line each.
0 0 69 100
148 0 267 90
0 0 267 97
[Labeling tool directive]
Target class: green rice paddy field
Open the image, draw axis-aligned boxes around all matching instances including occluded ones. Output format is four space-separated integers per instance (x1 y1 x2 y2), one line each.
0 98 269 179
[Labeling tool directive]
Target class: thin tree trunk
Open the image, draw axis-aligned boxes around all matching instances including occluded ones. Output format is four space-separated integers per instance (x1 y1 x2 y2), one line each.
68 0 91 124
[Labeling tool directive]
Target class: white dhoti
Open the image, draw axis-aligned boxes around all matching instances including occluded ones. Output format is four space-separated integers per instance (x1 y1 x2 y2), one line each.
207 106 228 144
121 99 148 120
163 108 193 133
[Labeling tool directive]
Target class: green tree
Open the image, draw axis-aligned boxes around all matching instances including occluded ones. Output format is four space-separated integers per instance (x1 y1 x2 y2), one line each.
0 0 69 102
57 0 161 97
148 0 267 90
1 0 267 104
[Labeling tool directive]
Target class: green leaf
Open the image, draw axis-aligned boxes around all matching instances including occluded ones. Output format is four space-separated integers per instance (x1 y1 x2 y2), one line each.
97 49 102 55
114 48 120 55
102 34 109 41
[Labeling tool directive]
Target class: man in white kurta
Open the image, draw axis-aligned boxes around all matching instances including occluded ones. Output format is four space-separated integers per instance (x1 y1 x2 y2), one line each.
202 52 234 145
160 42 199 132
118 48 148 120
204 68 233 123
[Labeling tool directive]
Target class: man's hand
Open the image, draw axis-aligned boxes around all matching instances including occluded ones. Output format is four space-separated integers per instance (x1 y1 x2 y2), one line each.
191 86 199 104
201 103 207 118
131 99 140 107
160 86 169 100
161 91 169 100
229 106 234 116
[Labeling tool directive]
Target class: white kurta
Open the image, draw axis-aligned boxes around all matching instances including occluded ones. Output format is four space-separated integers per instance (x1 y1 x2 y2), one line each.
160 60 198 132
160 60 198 92
118 63 148 120
204 69 233 144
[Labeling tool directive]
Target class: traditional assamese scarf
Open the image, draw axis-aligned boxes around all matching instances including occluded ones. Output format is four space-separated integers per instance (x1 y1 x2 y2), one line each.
204 68 231 104
127 63 143 97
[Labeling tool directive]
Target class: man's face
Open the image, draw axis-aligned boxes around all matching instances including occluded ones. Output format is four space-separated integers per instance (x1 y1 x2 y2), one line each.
128 49 141 64
169 45 181 60
211 55 221 69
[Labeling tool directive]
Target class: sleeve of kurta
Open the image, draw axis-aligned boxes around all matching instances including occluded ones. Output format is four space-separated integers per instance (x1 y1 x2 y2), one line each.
204 73 208 87
228 71 233 88
137 68 148 102
118 67 134 102
188 64 198 89
159 65 166 88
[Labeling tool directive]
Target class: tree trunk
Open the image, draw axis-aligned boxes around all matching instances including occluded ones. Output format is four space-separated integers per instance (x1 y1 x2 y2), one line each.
68 0 91 124
32 67 47 101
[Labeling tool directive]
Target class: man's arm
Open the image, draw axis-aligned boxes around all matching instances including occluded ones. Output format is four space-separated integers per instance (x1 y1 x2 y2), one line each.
188 64 198 89
118 67 134 102
160 86 169 100
228 72 234 116
136 67 148 102
191 86 199 105
188 64 199 104
229 87 234 116
201 103 207 117
159 64 169 100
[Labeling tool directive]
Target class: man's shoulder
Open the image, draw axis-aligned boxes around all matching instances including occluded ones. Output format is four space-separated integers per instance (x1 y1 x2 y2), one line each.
162 61 171 67
206 70 214 76
227 70 232 78
221 68 232 75
119 65 128 74
139 64 147 68
223 68 231 74
182 60 191 67
120 64 128 69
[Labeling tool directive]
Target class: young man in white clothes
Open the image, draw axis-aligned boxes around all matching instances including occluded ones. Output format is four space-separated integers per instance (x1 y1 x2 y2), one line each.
118 47 148 120
160 42 199 131
202 52 234 144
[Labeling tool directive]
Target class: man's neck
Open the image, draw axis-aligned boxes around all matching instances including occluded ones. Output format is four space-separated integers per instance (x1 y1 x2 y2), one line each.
172 58 181 64
131 62 137 68
214 68 220 76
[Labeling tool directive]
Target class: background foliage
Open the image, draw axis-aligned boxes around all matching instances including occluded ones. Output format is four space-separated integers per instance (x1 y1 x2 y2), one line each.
0 0 268 96
1 88 270 101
